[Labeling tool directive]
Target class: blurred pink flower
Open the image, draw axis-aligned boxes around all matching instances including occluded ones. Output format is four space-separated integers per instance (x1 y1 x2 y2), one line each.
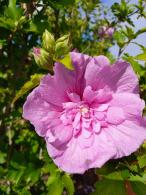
23 52 146 174
98 26 114 38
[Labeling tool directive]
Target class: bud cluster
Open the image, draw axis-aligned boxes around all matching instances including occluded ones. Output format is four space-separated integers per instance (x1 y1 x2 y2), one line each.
32 30 71 71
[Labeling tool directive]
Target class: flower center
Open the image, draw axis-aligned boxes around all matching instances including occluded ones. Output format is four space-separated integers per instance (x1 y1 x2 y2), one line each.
80 106 90 118
60 88 114 137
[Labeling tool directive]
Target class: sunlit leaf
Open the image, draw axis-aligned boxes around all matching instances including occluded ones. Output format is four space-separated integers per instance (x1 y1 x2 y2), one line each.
12 74 44 104
56 53 74 70
62 174 75 195
135 51 146 61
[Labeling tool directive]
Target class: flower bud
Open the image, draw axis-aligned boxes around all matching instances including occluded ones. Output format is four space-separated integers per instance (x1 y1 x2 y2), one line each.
42 30 55 52
33 47 53 70
55 35 70 58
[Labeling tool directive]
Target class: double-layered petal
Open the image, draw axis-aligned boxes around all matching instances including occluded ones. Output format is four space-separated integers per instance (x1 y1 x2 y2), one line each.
23 52 146 174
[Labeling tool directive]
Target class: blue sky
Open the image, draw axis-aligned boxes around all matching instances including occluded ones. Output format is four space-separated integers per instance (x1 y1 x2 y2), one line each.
101 0 146 57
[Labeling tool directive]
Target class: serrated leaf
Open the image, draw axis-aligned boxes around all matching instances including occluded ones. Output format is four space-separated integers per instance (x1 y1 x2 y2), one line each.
12 74 44 104
92 179 126 195
57 54 74 70
62 174 75 195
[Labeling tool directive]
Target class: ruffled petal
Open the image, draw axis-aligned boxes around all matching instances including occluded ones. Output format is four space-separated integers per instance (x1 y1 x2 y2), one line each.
106 119 146 158
93 55 110 66
85 59 139 94
106 106 125 125
54 52 91 96
47 124 73 148
110 93 145 119
113 60 139 94
47 131 116 174
23 88 60 137
84 56 109 90
36 52 91 107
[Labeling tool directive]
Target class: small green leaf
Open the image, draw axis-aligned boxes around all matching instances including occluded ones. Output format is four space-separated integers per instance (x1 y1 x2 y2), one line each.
56 53 74 70
92 179 126 195
135 52 146 61
137 155 146 168
12 74 44 104
0 152 6 164
47 179 63 195
5 0 23 21
62 174 75 195
123 54 144 74
129 173 146 184
103 171 124 181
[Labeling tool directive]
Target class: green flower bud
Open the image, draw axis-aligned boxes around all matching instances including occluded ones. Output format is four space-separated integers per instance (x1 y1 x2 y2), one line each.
33 47 53 70
42 30 55 52
55 35 70 58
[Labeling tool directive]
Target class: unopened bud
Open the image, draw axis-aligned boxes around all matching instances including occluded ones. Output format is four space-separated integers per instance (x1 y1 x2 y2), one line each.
42 30 55 52
55 35 70 58
33 47 53 70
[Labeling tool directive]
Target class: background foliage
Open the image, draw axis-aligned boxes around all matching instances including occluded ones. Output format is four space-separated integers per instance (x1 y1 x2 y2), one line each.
0 0 146 194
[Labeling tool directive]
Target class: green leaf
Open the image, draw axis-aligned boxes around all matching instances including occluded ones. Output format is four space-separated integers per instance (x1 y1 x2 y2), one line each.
92 179 126 195
47 175 58 187
48 0 75 8
12 74 44 104
129 173 146 184
0 17 15 30
0 152 6 164
131 181 146 195
21 188 31 195
138 155 146 168
135 51 146 61
123 54 144 74
100 170 130 181
62 174 75 195
56 54 74 70
103 171 124 181
25 169 40 183
114 31 127 47
47 179 63 195
25 14 50 34
5 0 23 21
7 169 24 184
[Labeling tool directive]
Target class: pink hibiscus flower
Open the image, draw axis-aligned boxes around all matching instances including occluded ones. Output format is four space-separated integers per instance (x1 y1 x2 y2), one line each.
23 52 146 174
